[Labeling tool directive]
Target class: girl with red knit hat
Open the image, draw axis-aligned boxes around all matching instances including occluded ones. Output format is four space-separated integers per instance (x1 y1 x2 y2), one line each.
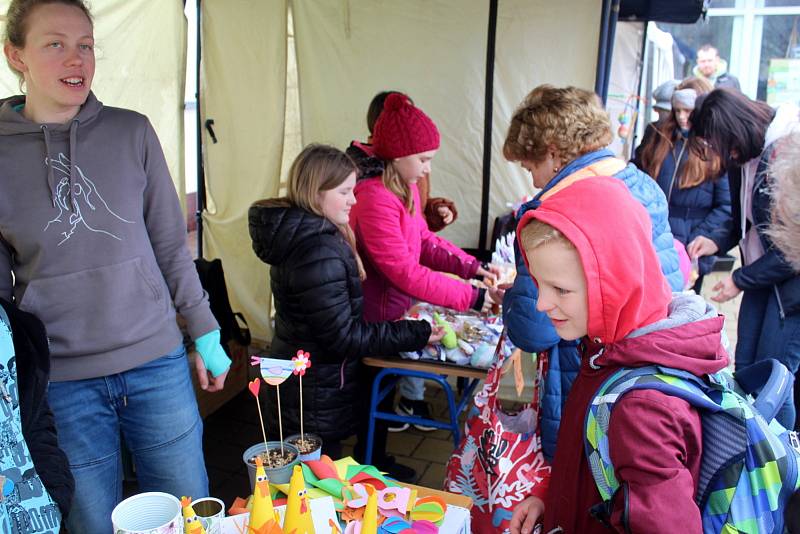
348 93 501 448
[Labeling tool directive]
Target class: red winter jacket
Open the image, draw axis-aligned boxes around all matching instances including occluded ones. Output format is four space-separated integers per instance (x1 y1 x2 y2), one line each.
517 177 729 533
349 177 479 321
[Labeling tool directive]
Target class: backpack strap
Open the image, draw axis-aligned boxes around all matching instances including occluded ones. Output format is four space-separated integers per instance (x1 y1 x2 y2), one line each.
733 359 794 423
584 365 722 504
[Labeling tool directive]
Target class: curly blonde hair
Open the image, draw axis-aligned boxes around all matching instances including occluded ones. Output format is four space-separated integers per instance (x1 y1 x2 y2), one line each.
503 85 613 165
769 132 800 270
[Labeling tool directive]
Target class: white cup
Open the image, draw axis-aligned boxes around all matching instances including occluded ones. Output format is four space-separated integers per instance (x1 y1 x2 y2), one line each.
191 497 225 534
111 492 183 534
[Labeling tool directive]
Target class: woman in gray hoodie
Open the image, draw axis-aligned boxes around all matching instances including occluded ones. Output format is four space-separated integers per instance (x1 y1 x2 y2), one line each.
0 1 230 532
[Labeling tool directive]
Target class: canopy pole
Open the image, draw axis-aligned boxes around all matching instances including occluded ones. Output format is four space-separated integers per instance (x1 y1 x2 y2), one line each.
478 0 499 255
195 0 206 259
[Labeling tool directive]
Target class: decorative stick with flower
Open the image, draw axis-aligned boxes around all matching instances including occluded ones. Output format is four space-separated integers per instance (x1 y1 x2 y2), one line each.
292 350 312 442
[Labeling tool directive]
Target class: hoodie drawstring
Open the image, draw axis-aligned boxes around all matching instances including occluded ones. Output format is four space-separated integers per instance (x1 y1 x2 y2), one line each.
41 125 56 207
41 120 80 210
68 120 79 212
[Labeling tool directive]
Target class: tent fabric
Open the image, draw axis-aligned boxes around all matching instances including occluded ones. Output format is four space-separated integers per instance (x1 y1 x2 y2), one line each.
292 0 601 251
200 0 287 342
292 0 489 249
0 0 188 207
488 0 600 250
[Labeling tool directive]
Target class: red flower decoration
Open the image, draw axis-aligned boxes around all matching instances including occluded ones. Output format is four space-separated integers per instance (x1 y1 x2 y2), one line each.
292 350 312 376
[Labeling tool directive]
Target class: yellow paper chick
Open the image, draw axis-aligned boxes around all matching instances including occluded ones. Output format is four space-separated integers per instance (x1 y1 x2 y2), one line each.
181 496 207 534
283 464 315 534
249 456 281 533
360 485 378 534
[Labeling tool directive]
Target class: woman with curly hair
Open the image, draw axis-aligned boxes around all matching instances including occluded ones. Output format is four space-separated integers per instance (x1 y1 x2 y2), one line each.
633 77 732 292
501 85 682 529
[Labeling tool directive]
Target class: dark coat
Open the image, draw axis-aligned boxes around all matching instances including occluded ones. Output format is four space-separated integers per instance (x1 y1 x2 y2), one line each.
1 299 74 517
724 148 800 318
635 127 733 275
248 204 430 442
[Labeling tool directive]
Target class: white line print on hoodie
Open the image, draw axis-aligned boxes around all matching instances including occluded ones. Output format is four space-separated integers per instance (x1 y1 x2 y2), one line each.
43 153 135 245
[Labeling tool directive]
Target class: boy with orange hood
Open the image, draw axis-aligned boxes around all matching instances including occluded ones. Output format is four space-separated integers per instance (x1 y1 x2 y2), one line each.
511 177 729 533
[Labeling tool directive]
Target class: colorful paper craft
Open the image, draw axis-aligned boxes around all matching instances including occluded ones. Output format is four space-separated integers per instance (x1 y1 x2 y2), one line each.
251 356 295 386
284 465 315 534
248 456 281 533
181 496 208 534
251 356 296 453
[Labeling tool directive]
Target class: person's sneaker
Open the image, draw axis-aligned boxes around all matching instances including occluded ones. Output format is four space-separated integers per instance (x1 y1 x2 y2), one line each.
396 397 436 432
387 419 410 432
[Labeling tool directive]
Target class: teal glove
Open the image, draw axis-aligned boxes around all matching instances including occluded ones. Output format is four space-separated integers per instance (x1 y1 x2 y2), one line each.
194 329 231 378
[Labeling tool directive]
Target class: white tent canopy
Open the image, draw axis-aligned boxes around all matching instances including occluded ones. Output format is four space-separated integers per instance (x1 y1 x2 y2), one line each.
1 0 604 343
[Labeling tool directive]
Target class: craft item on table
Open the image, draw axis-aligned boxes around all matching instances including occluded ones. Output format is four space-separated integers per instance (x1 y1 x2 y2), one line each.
248 456 281 533
251 355 296 455
222 497 339 534
400 303 512 369
361 485 378 534
291 350 312 445
432 312 457 350
284 465 315 534
408 496 446 524
182 496 208 534
492 231 516 266
342 484 415 521
469 344 495 369
248 378 270 458
378 517 438 534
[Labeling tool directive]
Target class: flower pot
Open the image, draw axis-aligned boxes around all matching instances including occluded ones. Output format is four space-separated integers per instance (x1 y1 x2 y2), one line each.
243 441 299 490
286 433 323 462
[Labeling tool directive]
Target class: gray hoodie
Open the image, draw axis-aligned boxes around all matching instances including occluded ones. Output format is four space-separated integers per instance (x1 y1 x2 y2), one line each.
0 92 218 381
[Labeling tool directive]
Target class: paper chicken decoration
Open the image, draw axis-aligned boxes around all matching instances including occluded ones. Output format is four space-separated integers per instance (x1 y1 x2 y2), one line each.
181 496 207 534
283 465 315 534
248 456 281 533
360 486 378 534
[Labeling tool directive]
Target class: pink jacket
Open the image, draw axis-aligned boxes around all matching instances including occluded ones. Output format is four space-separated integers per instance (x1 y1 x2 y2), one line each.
350 177 480 322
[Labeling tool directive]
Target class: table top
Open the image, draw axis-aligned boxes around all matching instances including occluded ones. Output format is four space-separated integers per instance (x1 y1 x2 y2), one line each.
362 356 488 380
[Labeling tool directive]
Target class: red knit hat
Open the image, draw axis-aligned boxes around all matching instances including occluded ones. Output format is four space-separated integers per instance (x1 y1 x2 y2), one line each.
372 93 440 160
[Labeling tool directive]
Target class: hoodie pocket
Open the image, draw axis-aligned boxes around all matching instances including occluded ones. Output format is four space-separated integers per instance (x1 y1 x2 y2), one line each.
18 257 171 357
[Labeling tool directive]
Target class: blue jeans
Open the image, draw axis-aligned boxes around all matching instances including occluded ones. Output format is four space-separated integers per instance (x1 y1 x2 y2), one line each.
735 287 800 429
48 346 208 534
398 376 425 401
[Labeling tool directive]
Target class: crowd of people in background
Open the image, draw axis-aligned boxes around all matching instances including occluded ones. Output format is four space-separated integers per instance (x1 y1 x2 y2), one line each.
0 0 798 530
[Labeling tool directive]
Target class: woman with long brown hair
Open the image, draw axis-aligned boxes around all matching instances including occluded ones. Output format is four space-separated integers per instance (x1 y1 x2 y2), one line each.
689 87 800 429
634 77 732 292
248 144 441 476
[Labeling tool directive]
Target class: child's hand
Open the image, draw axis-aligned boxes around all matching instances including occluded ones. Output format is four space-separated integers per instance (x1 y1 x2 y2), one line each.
437 206 454 225
427 325 446 345
510 496 545 534
477 262 502 284
487 285 506 306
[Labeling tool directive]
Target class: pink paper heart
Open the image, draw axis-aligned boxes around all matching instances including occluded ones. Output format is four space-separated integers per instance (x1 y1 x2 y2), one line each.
248 378 261 397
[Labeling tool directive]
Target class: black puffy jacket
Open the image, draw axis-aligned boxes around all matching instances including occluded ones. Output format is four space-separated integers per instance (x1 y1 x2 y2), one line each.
248 203 430 442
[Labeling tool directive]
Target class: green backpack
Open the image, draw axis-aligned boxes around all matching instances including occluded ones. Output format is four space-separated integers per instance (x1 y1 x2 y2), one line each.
584 359 800 533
